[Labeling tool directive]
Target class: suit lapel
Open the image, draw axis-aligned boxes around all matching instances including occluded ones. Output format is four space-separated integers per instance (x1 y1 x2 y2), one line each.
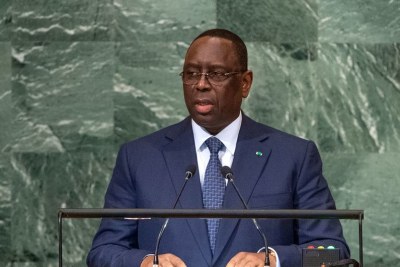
162 118 213 264
213 116 272 263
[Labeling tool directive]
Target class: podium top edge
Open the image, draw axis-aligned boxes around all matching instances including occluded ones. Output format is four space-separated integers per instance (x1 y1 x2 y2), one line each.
58 208 364 220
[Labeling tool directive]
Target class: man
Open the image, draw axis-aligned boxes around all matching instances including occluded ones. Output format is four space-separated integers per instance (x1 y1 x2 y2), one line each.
87 29 349 267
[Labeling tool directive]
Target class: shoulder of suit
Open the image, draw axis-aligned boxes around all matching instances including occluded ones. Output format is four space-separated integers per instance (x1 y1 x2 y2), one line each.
243 115 312 146
122 117 191 148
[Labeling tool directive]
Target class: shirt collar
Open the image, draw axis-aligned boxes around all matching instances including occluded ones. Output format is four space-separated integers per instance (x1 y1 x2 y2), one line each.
192 112 242 155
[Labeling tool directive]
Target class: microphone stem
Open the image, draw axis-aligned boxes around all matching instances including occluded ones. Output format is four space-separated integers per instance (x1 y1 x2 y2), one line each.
153 218 169 266
172 176 190 208
229 180 271 267
153 176 191 266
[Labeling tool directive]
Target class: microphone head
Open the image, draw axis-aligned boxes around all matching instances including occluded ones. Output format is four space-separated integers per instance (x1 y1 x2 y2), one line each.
221 166 233 180
185 164 197 179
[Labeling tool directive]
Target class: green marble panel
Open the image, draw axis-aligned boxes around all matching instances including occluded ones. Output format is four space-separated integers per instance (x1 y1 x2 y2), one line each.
319 0 400 43
0 43 12 263
5 262 58 267
0 0 12 41
0 42 12 150
114 0 216 42
323 152 400 265
8 152 114 266
5 263 56 267
242 40 400 266
244 42 319 141
0 42 60 155
217 0 318 42
0 155 12 263
12 0 114 41
315 43 400 153
11 42 114 152
114 41 188 143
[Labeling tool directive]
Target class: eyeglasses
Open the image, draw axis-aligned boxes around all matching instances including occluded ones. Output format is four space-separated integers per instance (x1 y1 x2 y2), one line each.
179 71 242 85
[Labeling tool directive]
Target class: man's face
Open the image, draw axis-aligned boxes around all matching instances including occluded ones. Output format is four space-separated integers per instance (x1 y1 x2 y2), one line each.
182 36 253 135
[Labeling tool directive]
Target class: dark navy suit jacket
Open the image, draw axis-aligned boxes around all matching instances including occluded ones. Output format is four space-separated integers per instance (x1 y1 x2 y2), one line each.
87 115 349 267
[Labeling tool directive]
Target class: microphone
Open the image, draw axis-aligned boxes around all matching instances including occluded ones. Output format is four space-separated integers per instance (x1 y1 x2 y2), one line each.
153 165 196 267
221 166 271 267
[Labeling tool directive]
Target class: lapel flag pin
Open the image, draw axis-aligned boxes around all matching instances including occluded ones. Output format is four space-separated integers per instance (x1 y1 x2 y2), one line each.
256 151 263 157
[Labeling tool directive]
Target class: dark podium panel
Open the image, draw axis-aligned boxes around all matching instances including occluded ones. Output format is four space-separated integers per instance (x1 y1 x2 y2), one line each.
58 209 364 267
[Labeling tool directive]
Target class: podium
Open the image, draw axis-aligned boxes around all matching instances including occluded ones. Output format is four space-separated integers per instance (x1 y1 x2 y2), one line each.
58 208 364 267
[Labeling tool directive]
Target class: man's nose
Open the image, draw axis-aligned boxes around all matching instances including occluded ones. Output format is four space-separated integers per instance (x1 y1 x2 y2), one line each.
196 73 211 90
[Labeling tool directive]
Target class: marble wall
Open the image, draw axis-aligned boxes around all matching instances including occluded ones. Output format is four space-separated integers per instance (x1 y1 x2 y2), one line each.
0 0 399 266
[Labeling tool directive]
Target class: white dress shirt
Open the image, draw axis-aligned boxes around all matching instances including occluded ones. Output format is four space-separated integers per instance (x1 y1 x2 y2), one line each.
192 113 241 187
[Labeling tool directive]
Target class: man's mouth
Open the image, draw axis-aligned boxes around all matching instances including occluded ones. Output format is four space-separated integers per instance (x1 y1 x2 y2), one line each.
195 100 214 114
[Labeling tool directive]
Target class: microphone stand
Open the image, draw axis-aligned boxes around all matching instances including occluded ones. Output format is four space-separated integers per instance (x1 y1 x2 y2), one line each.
153 166 196 267
222 166 271 267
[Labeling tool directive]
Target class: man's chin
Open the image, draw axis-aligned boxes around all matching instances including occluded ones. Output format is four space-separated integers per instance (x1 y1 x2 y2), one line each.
192 116 224 134
192 114 212 125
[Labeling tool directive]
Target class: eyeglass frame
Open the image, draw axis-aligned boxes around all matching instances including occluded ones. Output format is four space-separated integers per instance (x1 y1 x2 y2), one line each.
179 71 245 86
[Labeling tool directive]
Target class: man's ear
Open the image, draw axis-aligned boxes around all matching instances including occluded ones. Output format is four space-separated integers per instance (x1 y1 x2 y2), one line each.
241 70 253 98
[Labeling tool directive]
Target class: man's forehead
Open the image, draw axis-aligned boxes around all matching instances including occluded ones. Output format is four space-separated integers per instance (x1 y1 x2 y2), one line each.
183 36 241 69
184 36 236 61
188 35 233 49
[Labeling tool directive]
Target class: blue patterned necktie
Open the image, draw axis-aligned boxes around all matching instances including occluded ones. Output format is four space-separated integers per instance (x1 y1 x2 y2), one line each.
202 137 225 254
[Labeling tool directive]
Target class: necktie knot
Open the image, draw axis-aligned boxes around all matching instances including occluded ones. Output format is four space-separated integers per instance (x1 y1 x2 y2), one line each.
205 137 223 155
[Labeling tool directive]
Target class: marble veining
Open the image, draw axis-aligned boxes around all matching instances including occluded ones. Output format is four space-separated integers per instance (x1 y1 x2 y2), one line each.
0 0 399 266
